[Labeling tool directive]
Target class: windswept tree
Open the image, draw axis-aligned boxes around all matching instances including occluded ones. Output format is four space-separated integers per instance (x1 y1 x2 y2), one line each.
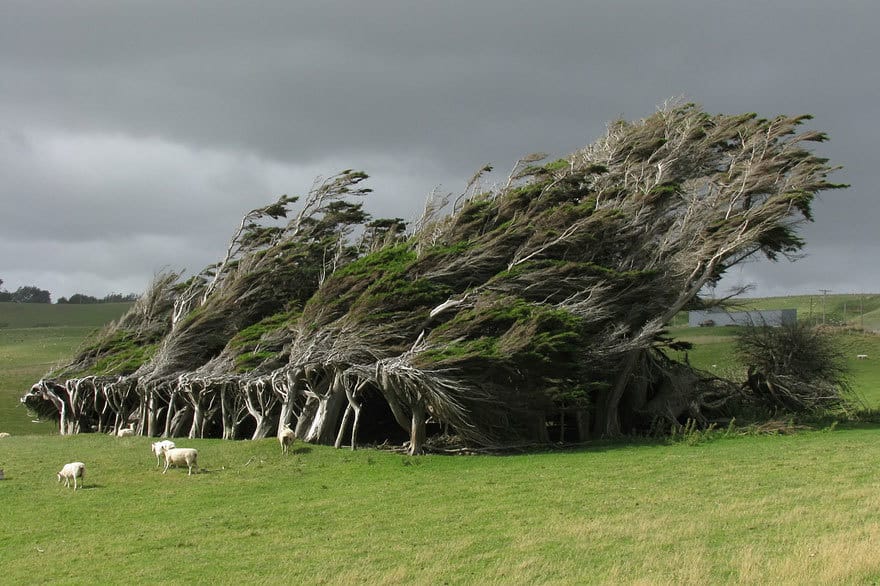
138 170 373 384
26 102 845 450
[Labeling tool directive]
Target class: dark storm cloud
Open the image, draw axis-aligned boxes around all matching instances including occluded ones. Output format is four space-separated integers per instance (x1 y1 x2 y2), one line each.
1 1 877 298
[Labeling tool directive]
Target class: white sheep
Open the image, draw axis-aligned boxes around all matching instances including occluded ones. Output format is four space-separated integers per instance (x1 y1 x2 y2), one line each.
278 426 295 455
857 354 868 360
151 440 176 467
162 447 199 475
0 432 11 438
57 462 85 491
117 426 135 437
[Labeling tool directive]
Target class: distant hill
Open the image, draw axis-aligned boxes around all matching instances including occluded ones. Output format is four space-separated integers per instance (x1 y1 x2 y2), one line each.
0 302 133 329
734 294 880 331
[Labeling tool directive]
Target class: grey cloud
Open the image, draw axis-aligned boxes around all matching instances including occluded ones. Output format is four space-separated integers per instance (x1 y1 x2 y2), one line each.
0 1 878 297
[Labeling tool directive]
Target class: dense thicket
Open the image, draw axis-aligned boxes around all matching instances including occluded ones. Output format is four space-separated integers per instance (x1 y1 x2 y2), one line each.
22 103 848 453
737 322 853 415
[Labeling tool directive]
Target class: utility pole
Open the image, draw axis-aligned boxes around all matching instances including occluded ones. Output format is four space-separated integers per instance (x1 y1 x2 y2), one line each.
819 289 832 325
860 293 864 330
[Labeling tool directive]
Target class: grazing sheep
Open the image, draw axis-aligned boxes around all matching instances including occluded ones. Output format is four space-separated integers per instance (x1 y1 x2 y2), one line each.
857 354 868 360
57 462 85 491
162 447 199 475
117 426 135 437
151 440 176 467
0 432 10 438
279 426 295 455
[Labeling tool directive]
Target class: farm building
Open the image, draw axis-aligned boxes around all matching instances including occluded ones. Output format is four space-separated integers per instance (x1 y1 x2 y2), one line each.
688 309 797 328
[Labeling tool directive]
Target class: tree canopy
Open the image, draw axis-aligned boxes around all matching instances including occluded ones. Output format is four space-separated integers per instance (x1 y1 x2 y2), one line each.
0 285 51 303
23 103 848 453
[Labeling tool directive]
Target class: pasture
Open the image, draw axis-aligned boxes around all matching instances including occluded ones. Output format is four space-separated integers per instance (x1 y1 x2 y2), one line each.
2 299 880 583
0 302 132 435
4 429 880 583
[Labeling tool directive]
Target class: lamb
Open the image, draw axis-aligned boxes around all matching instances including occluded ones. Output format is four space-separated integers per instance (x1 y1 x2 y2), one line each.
162 447 199 475
857 354 868 360
117 426 135 437
278 426 295 455
57 462 85 491
151 440 176 467
0 432 10 438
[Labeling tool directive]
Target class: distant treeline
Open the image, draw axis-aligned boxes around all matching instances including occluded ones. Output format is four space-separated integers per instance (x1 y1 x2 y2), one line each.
56 293 139 304
0 285 52 303
0 278 137 304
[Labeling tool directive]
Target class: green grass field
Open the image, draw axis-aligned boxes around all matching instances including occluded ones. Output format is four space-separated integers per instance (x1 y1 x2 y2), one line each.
3 430 880 583
2 299 880 583
670 324 880 407
0 302 132 435
0 302 133 329
739 294 880 331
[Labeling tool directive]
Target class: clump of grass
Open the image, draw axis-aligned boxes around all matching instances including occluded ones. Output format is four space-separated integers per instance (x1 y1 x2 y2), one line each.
668 418 718 446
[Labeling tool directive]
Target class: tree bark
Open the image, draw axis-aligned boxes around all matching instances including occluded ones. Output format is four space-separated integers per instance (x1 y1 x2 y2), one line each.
189 402 204 439
409 402 426 456
295 397 318 439
163 391 178 438
251 413 274 440
146 389 159 437
603 349 640 437
302 389 346 444
168 406 192 437
335 404 353 449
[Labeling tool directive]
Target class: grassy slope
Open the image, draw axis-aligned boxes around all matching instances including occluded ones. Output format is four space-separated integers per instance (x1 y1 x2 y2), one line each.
0 302 132 329
0 303 132 435
732 294 880 330
3 432 880 584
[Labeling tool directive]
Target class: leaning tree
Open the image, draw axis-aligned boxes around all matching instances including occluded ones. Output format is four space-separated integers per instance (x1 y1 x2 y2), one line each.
23 102 845 451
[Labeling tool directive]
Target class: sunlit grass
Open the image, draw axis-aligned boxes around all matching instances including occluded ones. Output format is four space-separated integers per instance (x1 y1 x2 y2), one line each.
3 431 880 583
0 327 98 435
3 301 880 582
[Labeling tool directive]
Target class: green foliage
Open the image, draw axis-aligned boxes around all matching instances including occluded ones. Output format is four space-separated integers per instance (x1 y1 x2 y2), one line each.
90 338 158 376
226 309 299 373
16 106 850 443
358 276 452 318
227 309 299 351
5 285 52 304
422 298 583 379
234 350 278 373
316 243 456 319
332 243 416 280
419 240 474 260
422 336 502 362
457 197 495 222
543 158 570 173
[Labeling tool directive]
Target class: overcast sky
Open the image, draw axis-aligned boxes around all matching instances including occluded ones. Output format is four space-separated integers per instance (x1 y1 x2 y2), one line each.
1 1 877 300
